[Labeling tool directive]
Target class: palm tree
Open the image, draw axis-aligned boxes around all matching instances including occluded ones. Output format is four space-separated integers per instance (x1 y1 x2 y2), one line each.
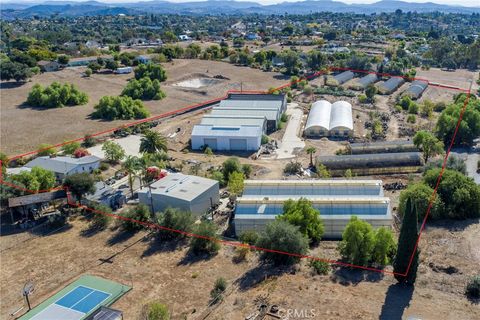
122 155 141 198
306 147 316 167
139 130 167 154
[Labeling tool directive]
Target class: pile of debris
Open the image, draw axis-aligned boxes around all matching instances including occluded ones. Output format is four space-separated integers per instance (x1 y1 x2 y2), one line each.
383 181 406 191
213 74 230 80
259 140 278 155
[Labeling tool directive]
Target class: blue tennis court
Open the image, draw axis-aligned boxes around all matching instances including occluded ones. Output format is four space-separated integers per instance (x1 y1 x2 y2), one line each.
29 285 111 320
20 275 131 320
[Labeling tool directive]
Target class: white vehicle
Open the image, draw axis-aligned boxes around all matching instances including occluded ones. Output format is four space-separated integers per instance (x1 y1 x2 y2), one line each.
114 67 133 74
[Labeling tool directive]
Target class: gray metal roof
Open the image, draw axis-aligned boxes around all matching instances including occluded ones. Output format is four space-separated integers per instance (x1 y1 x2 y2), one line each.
334 71 355 84
228 93 286 103
137 173 218 201
201 115 267 128
356 73 378 88
25 156 101 174
349 140 418 154
377 77 405 93
210 108 279 121
403 80 428 98
218 99 283 112
192 124 262 138
317 152 423 170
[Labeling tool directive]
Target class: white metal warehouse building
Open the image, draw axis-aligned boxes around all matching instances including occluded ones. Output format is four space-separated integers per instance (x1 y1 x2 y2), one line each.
234 179 392 238
137 173 220 215
191 93 286 151
304 100 353 137
191 124 262 151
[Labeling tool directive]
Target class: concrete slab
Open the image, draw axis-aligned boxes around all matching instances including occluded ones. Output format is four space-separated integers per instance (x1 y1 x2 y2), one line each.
276 103 305 159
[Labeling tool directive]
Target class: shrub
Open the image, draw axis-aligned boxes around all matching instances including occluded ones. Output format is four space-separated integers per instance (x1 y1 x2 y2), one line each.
284 161 302 175
102 140 125 163
358 94 368 103
99 162 110 171
242 164 252 178
434 101 446 112
233 245 250 262
261 135 269 144
122 77 166 100
37 143 57 156
278 198 324 243
466 275 480 300
407 114 416 123
210 277 227 303
92 96 150 120
228 171 244 195
338 216 375 266
73 148 90 158
144 302 170 320
189 221 220 255
120 204 151 232
135 63 167 82
61 141 81 155
315 164 331 178
398 182 444 221
27 82 88 108
89 204 112 230
280 113 288 122
256 220 308 265
221 157 242 181
156 207 194 240
371 227 396 265
408 102 419 114
310 260 331 275
239 230 259 245
82 134 97 148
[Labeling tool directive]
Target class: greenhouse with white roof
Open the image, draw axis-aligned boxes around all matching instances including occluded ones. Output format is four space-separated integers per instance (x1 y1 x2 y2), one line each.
304 100 353 137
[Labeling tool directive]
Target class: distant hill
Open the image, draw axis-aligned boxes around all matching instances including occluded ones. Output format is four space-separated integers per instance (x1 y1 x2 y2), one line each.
1 0 479 19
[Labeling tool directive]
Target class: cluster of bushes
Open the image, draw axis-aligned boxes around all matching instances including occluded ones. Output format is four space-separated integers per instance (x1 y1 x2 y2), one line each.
27 82 88 108
134 63 167 82
10 166 56 192
91 96 150 120
209 157 251 193
399 168 480 220
315 86 355 97
121 77 166 101
339 216 396 266
436 94 480 147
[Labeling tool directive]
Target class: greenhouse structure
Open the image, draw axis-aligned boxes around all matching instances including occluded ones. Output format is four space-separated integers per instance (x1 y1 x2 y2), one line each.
349 73 378 90
376 77 405 94
316 152 424 176
402 80 429 100
325 71 355 86
348 140 418 154
304 100 353 137
233 179 392 238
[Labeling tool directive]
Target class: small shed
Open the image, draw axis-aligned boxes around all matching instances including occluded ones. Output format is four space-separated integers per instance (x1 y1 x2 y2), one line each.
376 77 405 95
38 60 60 72
325 71 355 86
349 73 378 90
402 80 428 100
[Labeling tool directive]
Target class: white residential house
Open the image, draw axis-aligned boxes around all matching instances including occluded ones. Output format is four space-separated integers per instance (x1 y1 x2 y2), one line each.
24 156 101 181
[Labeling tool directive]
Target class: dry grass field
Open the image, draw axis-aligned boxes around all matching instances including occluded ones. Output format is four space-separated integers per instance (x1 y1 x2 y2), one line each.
1 216 478 320
0 59 287 157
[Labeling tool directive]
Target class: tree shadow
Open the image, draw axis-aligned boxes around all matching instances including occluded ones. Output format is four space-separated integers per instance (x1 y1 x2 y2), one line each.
379 283 414 320
141 234 188 258
235 262 295 292
426 218 479 232
330 266 384 286
106 229 136 246
80 224 108 238
0 81 26 89
177 250 217 266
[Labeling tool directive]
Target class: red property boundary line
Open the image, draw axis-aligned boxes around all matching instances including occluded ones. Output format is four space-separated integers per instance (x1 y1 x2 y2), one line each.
0 67 472 277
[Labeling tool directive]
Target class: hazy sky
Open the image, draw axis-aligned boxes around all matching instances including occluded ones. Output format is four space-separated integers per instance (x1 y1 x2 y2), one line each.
4 0 480 8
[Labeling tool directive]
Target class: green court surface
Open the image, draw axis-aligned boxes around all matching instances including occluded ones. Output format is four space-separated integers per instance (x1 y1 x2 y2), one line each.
19 275 131 320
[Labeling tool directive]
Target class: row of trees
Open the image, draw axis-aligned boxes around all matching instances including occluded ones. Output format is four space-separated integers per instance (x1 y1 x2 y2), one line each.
26 82 88 108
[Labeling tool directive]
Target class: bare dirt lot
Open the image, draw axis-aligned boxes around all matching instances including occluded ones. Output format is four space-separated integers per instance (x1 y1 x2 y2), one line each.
1 216 478 320
0 59 287 157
